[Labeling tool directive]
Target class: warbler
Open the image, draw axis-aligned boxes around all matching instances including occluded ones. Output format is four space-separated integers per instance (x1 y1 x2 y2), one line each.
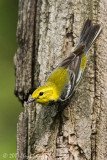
27 19 101 105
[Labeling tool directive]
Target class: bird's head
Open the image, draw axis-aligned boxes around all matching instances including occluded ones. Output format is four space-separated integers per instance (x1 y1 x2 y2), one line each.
26 85 58 105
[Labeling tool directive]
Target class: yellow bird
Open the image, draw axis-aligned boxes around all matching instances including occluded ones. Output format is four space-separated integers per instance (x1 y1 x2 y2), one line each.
27 19 101 105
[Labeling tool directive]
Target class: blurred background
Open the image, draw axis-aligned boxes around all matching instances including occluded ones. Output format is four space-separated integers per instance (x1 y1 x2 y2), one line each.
0 0 23 159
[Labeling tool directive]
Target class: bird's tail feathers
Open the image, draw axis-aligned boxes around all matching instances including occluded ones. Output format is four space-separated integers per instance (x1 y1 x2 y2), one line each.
76 19 102 53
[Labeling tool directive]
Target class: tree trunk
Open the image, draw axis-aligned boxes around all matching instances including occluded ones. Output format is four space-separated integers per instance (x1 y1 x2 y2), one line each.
14 0 107 159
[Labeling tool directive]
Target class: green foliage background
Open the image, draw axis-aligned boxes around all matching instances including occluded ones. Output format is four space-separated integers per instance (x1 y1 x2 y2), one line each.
0 0 22 159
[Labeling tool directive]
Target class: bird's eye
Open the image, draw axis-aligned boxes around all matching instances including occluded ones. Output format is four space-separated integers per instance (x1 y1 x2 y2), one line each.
39 92 44 96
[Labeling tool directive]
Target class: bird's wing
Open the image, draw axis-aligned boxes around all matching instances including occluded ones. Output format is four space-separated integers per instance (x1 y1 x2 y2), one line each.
58 54 82 101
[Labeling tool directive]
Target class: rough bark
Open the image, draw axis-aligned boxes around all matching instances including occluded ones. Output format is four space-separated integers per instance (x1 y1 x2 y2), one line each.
14 0 107 160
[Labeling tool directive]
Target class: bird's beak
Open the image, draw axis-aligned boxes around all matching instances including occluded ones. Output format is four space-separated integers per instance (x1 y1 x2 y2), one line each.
26 97 36 104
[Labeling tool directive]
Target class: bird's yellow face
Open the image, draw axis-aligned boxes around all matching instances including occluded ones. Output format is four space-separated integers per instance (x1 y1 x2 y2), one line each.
27 85 59 105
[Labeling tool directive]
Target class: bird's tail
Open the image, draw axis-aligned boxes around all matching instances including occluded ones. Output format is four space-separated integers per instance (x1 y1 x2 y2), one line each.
76 19 102 53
